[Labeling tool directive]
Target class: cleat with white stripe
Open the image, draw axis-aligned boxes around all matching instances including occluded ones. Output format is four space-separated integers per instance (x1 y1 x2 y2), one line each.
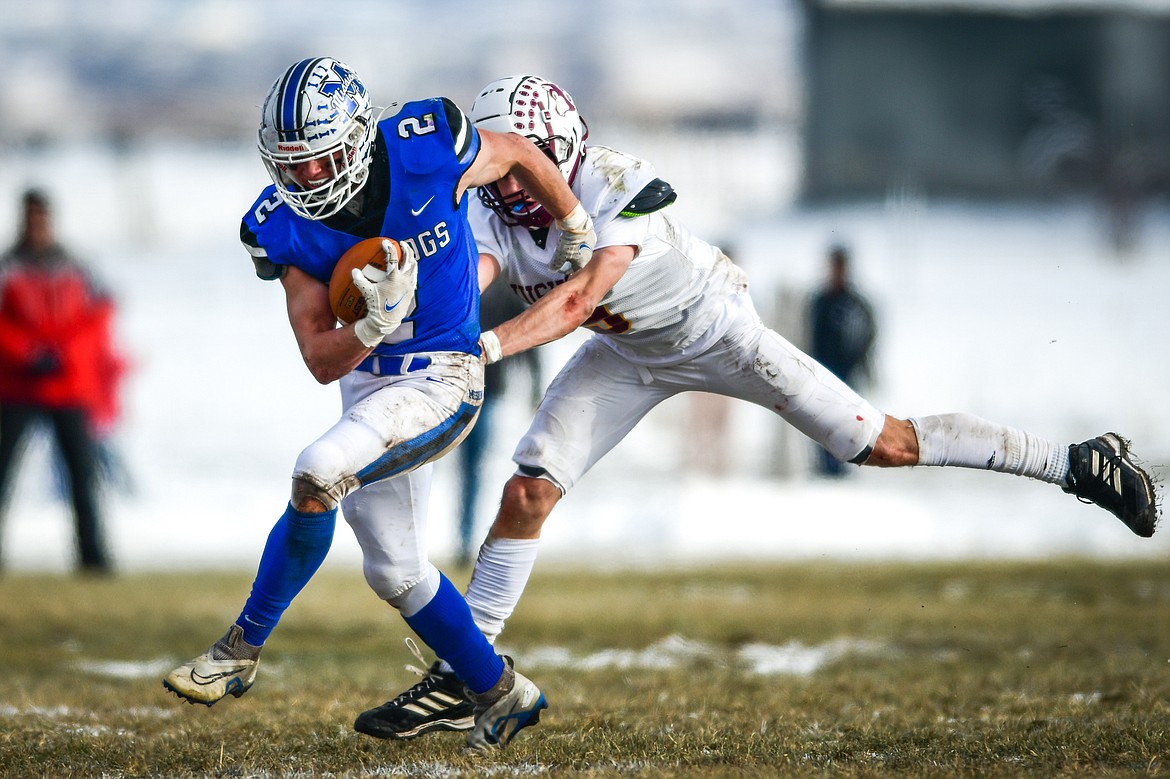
354 641 474 740
1064 433 1159 537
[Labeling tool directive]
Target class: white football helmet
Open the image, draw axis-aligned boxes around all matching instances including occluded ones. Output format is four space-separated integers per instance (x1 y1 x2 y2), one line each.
470 75 588 228
257 57 376 221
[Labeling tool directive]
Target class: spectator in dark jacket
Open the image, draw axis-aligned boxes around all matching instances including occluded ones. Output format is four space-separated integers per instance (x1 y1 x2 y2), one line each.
808 243 877 477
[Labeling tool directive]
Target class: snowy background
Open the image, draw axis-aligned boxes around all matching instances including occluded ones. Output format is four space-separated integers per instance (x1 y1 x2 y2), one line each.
1 0 1168 573
1 143 1166 573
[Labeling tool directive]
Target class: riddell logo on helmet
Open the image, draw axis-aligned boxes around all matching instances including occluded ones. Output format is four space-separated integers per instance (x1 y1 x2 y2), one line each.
276 142 309 153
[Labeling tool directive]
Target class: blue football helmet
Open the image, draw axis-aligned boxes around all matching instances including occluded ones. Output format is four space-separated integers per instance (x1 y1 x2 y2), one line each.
257 57 376 220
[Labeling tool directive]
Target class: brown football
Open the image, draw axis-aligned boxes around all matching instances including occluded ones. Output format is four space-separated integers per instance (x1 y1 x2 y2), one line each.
328 237 403 324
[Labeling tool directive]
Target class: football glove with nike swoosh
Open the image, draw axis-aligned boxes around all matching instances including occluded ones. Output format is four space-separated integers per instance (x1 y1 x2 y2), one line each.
549 203 596 274
353 239 419 348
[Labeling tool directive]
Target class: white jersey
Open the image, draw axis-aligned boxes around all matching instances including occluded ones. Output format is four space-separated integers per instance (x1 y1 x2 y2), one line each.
470 145 747 365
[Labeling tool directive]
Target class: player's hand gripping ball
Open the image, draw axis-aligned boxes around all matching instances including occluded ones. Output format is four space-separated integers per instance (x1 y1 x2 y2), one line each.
328 237 409 324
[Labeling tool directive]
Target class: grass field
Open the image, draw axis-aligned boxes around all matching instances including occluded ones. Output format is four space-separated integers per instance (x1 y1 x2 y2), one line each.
1 559 1167 778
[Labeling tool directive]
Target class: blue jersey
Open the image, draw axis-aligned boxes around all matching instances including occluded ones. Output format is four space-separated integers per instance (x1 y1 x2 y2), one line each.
241 97 482 357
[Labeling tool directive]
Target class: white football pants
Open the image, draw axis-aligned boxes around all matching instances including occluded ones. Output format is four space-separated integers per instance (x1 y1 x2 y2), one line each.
513 291 884 492
292 352 483 602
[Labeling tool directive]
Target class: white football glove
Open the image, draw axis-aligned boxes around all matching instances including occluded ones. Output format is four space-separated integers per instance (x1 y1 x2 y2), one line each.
352 239 419 348
548 202 596 274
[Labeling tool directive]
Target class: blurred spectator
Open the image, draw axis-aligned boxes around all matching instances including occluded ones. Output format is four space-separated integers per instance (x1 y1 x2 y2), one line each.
455 283 542 567
0 189 127 573
807 243 877 478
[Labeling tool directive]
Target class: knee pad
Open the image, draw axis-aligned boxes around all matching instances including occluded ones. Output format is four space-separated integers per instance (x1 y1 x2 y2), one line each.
291 475 343 511
379 563 441 617
291 437 362 510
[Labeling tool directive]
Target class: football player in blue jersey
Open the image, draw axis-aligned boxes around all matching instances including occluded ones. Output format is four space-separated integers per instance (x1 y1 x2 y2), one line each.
162 57 595 752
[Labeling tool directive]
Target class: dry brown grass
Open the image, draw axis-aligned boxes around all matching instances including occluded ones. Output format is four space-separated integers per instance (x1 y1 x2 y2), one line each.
0 559 1167 777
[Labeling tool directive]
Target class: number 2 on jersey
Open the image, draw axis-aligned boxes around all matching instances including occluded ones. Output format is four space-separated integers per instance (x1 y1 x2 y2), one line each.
398 113 437 139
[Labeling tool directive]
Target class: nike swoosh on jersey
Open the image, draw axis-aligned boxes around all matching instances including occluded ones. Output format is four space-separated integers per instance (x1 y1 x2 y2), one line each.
411 196 435 216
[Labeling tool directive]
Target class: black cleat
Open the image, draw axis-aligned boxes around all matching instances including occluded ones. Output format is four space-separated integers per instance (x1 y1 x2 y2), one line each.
1064 433 1159 537
355 658 474 740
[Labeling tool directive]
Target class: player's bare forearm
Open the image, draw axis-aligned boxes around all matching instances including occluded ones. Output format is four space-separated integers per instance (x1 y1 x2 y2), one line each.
509 141 579 221
464 131 578 220
303 325 373 384
282 267 372 384
493 282 595 357
491 244 635 359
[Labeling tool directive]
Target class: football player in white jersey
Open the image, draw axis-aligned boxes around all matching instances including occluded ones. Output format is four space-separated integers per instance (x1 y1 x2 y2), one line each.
355 75 1159 740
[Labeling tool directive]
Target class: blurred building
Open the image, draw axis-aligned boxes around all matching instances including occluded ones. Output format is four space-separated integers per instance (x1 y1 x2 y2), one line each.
1 0 797 146
800 0 1170 213
0 0 802 243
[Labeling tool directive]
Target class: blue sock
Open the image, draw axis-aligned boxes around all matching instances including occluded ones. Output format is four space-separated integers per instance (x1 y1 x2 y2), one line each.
403 572 504 694
235 503 336 646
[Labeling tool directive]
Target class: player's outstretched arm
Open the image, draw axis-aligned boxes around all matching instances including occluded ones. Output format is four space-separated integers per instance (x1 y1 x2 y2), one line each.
480 244 635 364
459 130 575 214
461 131 595 271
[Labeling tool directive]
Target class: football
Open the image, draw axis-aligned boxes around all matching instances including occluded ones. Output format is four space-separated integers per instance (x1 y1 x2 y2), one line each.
328 237 405 324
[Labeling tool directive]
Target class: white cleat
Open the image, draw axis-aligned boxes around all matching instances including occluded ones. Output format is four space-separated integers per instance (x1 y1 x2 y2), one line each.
163 625 261 706
466 658 547 752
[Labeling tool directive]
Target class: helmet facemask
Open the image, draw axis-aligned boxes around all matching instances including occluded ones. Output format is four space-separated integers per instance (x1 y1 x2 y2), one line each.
470 76 588 229
258 57 376 221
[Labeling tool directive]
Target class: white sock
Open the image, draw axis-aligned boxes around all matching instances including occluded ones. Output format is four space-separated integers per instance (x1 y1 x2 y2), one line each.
465 536 542 644
909 413 1069 484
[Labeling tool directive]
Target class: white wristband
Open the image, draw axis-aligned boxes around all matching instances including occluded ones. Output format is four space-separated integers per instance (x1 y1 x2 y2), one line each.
479 329 503 364
556 202 590 234
353 318 385 348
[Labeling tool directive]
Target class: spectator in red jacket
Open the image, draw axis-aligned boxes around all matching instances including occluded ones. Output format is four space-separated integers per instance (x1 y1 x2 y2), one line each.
0 188 126 573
